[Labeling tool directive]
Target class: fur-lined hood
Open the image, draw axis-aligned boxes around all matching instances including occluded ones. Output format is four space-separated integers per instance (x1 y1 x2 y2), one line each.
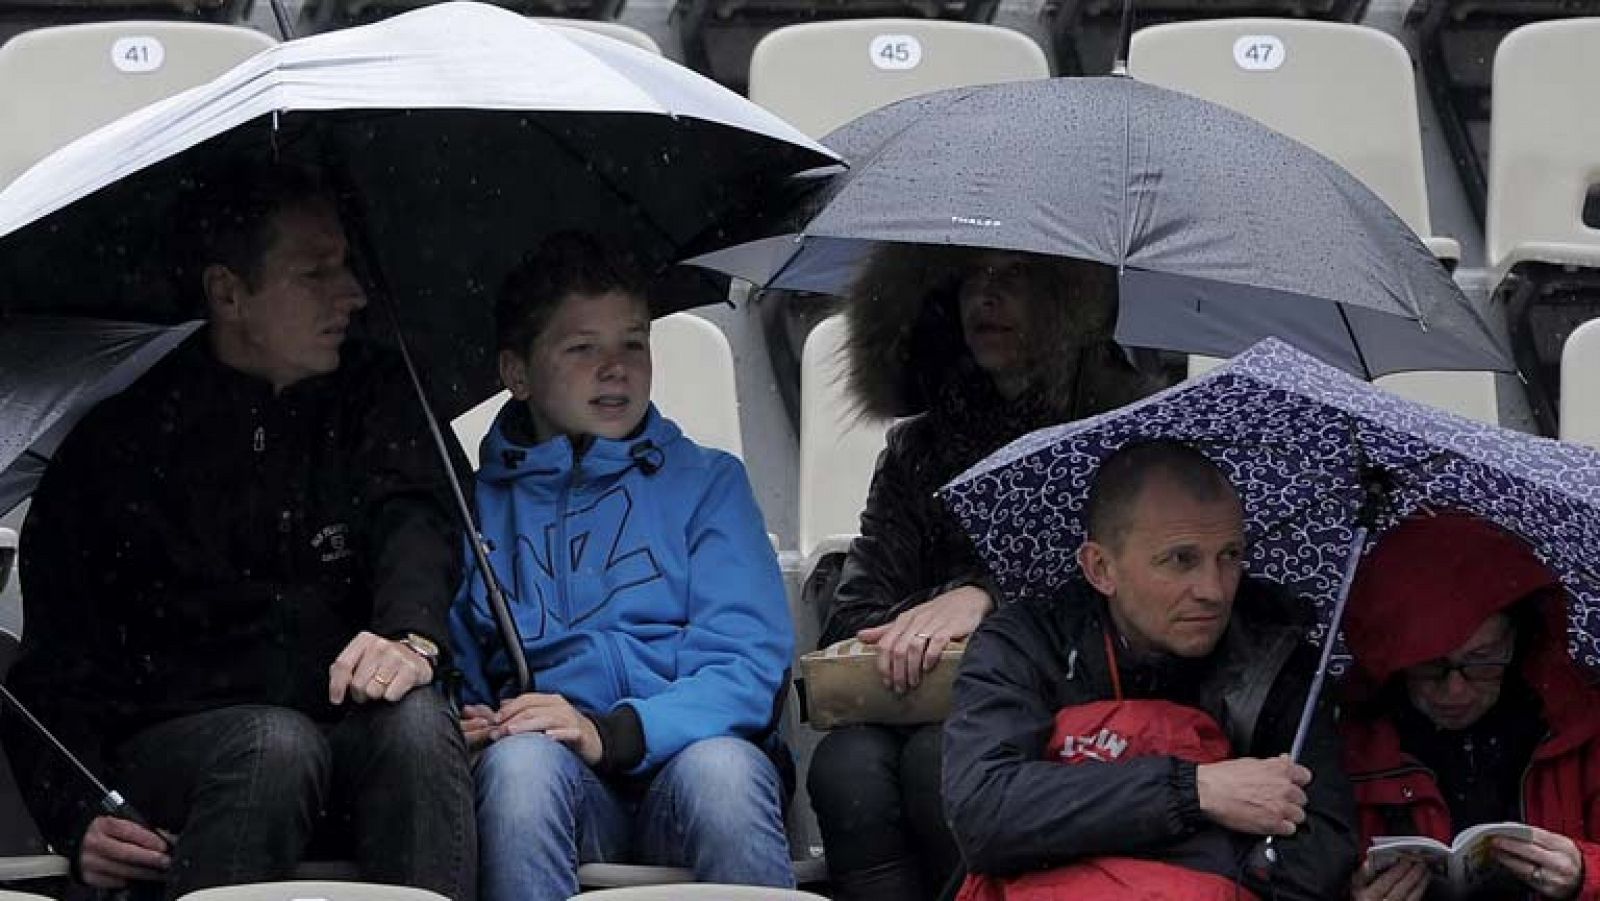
842 243 1165 421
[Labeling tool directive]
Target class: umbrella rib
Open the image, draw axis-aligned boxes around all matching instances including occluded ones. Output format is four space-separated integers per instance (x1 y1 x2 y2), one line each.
521 113 685 261
1335 303 1375 380
1117 81 1134 269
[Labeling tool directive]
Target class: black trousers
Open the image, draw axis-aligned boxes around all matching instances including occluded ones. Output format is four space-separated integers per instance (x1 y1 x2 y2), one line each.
807 723 959 901
109 689 475 901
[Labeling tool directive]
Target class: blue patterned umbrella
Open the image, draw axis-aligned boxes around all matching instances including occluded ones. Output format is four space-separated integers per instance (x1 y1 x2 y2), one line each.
941 337 1600 679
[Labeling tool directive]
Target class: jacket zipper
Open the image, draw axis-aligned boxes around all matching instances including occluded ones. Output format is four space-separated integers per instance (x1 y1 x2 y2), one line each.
1517 729 1553 822
554 439 587 626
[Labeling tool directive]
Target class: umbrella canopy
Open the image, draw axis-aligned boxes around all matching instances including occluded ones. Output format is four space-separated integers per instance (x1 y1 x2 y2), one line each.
688 77 1509 380
0 317 201 517
0 2 840 695
940 338 1600 675
0 1 839 417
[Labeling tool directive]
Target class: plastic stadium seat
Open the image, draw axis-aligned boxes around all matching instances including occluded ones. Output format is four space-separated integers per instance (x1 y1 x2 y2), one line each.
1487 18 1600 437
646 313 744 456
0 21 273 188
748 19 1049 139
177 882 448 901
1131 19 1496 424
1406 0 1600 222
673 0 999 94
580 886 830 899
300 0 624 30
1188 354 1498 424
543 18 660 53
1049 0 1365 77
748 21 1045 433
0 0 251 26
798 316 889 562
1130 20 1456 262
451 313 744 467
1561 318 1600 449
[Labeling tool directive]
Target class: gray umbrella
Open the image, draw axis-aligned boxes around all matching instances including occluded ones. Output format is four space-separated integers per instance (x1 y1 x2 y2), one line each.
689 76 1511 379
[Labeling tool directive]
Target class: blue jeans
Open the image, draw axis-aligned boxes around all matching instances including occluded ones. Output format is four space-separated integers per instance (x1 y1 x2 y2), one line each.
475 733 793 901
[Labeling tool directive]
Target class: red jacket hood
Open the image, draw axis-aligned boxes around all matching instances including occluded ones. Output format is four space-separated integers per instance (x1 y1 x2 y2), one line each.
1342 510 1600 755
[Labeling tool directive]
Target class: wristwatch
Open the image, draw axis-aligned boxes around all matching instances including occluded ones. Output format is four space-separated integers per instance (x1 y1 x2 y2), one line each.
399 632 440 668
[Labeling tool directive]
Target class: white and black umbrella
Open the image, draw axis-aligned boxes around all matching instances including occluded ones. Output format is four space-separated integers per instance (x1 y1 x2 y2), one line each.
0 2 839 697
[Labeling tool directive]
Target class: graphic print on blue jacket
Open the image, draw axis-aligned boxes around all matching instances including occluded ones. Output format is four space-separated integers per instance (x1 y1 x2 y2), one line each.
449 401 794 774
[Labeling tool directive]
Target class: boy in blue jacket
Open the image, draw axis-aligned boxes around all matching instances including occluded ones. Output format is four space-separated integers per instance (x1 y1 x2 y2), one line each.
449 233 796 901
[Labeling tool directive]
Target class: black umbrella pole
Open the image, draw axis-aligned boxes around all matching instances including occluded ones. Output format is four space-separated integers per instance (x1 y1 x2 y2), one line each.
267 0 295 40
323 164 534 696
1112 0 1136 74
371 291 533 696
0 682 168 849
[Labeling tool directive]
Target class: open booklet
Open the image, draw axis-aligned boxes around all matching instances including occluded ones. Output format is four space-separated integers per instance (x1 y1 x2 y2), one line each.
1369 822 1531 894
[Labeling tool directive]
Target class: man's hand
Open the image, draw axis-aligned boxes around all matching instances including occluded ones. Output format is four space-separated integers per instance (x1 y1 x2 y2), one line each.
460 703 497 750
1494 828 1584 898
329 630 433 705
1196 754 1311 836
1350 856 1429 901
858 585 993 693
491 693 605 767
79 816 172 889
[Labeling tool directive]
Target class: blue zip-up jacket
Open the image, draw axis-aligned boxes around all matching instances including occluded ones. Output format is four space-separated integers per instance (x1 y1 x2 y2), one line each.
449 401 793 774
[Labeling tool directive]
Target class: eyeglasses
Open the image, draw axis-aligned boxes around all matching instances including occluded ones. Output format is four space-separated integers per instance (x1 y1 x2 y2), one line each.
1406 653 1515 685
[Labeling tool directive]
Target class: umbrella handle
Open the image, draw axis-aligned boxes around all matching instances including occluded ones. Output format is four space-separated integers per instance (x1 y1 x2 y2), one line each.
0 681 171 852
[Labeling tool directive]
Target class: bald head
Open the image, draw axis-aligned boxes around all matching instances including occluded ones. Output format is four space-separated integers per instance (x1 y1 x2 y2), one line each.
1084 440 1239 552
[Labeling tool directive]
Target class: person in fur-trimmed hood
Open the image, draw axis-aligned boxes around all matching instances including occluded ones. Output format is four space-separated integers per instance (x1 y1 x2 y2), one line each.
807 244 1167 901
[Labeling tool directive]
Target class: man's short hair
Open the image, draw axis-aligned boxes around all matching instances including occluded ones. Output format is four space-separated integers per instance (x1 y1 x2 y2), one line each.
173 160 333 313
1083 439 1238 550
495 232 646 356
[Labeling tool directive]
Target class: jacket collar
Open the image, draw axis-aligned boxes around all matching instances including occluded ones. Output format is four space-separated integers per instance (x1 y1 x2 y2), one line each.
164 326 348 404
1060 576 1308 753
477 399 681 484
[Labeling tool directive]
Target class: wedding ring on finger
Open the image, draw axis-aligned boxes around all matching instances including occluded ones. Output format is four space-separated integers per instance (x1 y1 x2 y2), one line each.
372 672 394 686
1534 865 1545 885
914 632 933 642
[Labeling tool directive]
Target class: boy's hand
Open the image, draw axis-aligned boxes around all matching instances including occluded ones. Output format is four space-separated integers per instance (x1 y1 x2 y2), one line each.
460 703 496 749
493 692 605 766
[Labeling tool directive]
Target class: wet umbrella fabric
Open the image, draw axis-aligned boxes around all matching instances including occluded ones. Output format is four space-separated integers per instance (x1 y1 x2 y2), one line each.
0 1 839 418
688 77 1508 379
0 2 838 698
940 337 1600 677
0 317 201 517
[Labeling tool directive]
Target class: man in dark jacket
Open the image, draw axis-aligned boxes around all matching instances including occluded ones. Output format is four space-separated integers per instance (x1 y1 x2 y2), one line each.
944 439 1357 900
1 162 474 900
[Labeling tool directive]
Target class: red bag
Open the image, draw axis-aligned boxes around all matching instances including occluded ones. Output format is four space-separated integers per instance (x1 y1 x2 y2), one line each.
957 631 1261 901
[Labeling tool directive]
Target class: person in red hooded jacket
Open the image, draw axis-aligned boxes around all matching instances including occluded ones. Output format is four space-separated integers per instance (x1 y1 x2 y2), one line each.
1340 510 1600 901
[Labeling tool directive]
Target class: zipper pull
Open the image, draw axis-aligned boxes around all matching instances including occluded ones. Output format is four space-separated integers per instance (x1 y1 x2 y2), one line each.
253 426 266 453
